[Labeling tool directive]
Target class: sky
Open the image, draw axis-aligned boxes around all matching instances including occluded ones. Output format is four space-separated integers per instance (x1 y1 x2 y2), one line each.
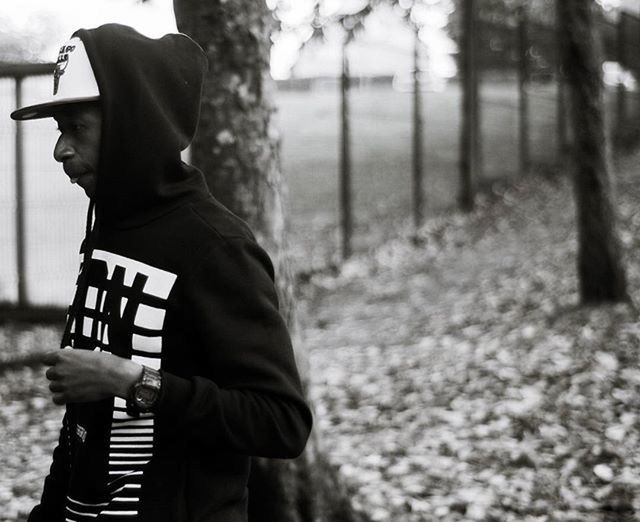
3 0 636 80
2 0 457 80
3 0 178 50
607 0 640 15
5 0 178 35
288 2 456 81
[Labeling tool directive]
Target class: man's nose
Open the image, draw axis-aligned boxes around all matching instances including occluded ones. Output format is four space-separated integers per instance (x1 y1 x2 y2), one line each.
53 135 74 163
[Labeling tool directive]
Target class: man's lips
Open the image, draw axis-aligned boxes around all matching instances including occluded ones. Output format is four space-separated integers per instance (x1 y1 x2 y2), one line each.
69 174 84 184
66 171 91 184
63 162 92 181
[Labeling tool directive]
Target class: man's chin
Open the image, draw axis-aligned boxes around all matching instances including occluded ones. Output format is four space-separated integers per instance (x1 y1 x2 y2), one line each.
81 186 97 198
75 174 97 198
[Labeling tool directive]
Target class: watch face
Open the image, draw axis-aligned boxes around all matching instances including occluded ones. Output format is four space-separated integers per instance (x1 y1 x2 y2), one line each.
131 367 161 412
135 385 158 406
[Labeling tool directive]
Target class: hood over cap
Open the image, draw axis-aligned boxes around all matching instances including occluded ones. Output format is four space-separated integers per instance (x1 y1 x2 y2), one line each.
74 24 209 227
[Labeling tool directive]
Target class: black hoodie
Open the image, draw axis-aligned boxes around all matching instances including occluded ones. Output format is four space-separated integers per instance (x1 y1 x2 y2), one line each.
29 24 312 522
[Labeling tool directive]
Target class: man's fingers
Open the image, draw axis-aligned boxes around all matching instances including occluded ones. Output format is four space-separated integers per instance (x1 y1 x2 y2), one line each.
41 351 60 366
49 381 65 393
45 367 60 381
51 393 66 406
42 347 74 367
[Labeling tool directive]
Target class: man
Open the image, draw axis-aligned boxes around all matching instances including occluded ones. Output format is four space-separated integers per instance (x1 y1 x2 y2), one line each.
11 24 312 521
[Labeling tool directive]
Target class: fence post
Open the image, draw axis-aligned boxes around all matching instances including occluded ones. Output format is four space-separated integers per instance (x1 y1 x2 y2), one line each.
412 24 425 233
518 5 530 177
459 0 478 212
339 38 353 260
14 76 27 306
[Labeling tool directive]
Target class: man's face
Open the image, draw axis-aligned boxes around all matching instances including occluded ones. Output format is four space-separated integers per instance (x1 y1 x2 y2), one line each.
53 103 101 198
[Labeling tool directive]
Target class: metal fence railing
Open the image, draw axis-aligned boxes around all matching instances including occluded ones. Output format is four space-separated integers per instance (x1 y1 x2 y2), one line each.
1 63 87 313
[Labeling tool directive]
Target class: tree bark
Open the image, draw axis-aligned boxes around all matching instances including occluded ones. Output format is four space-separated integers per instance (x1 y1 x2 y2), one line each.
615 13 627 148
412 24 425 232
458 0 478 212
555 0 570 162
172 1 368 520
517 4 530 177
557 0 629 303
339 38 353 260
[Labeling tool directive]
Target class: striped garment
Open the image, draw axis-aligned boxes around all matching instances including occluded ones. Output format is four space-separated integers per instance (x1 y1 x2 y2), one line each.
64 249 176 521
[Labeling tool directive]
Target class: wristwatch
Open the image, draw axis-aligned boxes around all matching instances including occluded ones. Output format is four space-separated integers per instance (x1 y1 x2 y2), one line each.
128 366 162 414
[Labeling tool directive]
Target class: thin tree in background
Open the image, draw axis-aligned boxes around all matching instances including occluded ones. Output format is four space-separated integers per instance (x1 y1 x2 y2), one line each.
459 0 479 212
172 0 367 520
555 0 570 163
306 0 428 246
412 23 425 232
340 35 353 260
403 0 430 235
517 2 530 177
334 8 374 260
615 13 628 148
557 0 629 303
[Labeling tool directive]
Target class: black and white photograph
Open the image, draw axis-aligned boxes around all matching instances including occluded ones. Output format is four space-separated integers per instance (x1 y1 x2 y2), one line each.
1 0 639 520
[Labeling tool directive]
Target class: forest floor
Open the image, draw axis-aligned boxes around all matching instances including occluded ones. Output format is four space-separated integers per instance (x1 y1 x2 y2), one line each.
301 152 640 521
1 152 640 521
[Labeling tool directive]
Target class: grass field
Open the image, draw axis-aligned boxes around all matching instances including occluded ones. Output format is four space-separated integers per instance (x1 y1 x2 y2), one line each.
276 81 559 269
0 78 563 305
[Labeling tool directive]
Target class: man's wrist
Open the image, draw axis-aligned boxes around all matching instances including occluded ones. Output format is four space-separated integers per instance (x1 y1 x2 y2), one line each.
113 358 144 399
127 365 162 414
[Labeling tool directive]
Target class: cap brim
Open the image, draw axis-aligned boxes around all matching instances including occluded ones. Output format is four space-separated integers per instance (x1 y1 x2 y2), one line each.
10 96 100 121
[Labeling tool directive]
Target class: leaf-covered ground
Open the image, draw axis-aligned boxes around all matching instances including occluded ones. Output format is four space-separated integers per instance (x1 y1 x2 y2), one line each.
0 327 62 521
302 153 640 521
2 154 640 521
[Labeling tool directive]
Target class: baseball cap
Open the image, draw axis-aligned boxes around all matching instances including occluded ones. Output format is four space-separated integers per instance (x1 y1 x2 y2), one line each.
10 37 100 121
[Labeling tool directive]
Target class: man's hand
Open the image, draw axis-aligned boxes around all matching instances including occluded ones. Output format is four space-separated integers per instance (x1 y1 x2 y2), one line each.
43 347 143 405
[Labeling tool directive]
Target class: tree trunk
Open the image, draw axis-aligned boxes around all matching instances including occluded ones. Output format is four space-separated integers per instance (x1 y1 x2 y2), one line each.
172 1 368 520
557 0 629 303
615 13 627 148
458 0 478 212
555 0 570 163
339 38 353 260
517 4 530 177
412 24 425 232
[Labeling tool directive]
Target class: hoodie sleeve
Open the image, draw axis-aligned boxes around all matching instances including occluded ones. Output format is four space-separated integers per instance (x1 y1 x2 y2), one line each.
28 414 71 521
154 236 312 458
